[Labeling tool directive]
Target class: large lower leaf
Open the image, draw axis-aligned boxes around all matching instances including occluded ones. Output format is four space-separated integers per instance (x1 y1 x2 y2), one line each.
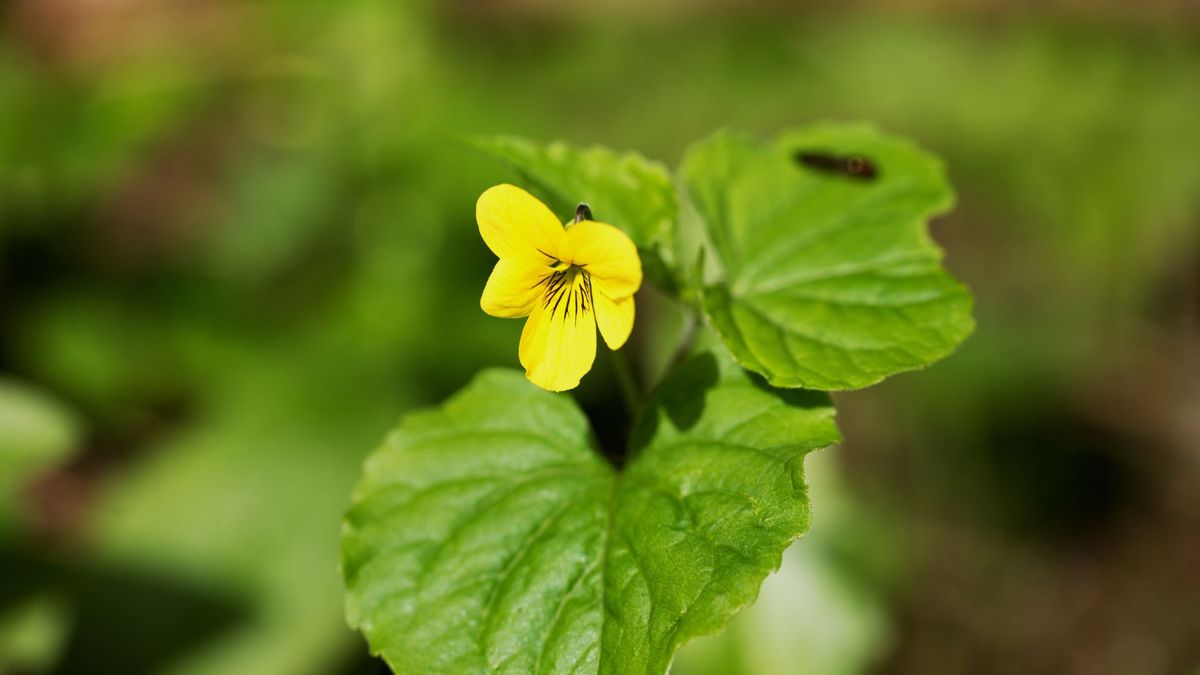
466 135 680 289
680 123 974 390
342 351 839 674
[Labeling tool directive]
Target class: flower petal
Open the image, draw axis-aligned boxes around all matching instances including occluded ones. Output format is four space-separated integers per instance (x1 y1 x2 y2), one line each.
593 290 635 350
477 184 564 263
561 220 642 298
481 258 551 318
518 275 597 392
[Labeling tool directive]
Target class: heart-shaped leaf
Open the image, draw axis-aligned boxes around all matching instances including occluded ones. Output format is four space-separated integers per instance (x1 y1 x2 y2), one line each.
341 351 839 674
680 123 974 390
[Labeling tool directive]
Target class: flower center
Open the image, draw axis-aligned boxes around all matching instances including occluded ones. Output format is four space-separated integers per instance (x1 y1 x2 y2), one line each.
538 264 592 323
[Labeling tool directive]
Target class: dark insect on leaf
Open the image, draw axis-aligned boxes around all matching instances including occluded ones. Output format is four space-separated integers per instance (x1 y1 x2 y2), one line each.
795 151 878 181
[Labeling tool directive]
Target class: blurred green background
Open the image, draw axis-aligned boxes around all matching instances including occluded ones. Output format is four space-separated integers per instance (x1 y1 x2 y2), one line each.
1 1 1197 674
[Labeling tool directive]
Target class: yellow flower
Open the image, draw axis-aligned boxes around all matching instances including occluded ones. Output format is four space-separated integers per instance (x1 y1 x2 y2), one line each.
477 184 642 392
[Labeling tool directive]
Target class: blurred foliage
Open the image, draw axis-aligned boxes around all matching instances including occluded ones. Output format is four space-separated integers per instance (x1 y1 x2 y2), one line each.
0 593 70 674
0 380 76 674
1 1 1197 674
0 379 78 523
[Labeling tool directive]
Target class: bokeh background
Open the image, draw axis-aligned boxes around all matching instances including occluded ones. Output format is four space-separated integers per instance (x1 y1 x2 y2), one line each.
2 1 1198 674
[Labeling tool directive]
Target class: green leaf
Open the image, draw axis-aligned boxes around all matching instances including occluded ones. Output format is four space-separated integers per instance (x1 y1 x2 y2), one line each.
680 123 974 390
342 351 839 674
466 135 680 289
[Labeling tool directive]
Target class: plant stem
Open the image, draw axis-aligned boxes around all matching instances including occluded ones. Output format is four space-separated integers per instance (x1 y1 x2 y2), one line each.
669 312 700 371
611 348 642 414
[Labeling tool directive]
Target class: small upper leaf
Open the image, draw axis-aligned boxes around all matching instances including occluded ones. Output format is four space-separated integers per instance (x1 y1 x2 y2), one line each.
680 123 974 390
467 135 679 289
341 351 839 674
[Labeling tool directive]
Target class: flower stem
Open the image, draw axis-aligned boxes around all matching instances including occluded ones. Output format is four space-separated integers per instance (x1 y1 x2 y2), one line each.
611 348 642 414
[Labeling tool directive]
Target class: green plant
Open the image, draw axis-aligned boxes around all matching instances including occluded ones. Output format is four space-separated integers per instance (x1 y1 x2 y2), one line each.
340 122 973 674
